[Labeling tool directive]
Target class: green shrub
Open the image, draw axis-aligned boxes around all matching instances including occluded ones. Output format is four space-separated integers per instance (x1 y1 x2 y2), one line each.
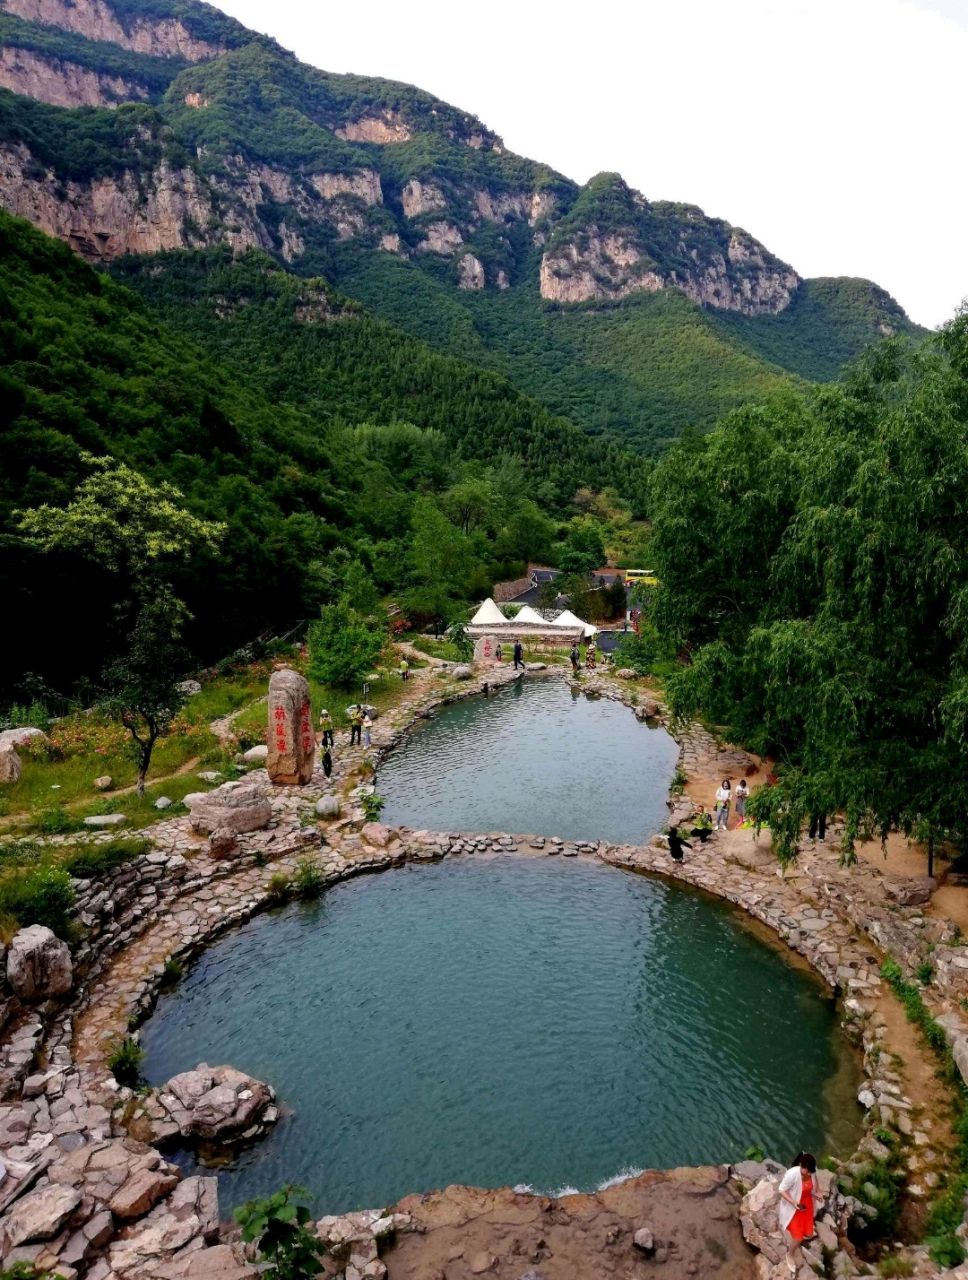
32 806 78 835
63 837 151 880
266 872 291 904
0 865 76 936
235 1185 323 1280
107 1035 145 1087
615 624 661 676
916 961 934 985
161 957 183 987
879 1257 914 1278
360 792 385 822
293 856 325 900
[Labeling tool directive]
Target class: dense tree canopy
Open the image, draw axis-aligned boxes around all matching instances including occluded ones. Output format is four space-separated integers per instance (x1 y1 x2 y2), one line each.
649 315 968 858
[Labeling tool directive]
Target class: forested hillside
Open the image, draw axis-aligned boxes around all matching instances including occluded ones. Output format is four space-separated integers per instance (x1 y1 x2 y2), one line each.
0 210 648 697
0 0 925 453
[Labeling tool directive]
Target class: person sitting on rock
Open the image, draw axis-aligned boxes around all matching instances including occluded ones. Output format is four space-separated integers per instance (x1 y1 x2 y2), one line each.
690 805 713 843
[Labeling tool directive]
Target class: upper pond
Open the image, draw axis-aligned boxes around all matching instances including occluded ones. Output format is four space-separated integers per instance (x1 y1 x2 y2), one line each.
142 858 861 1214
377 677 680 844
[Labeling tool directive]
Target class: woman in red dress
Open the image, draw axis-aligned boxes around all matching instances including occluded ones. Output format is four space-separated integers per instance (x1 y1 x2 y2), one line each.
778 1152 820 1274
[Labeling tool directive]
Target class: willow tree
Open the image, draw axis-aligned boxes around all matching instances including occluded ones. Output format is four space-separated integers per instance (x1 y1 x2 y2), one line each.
650 315 968 866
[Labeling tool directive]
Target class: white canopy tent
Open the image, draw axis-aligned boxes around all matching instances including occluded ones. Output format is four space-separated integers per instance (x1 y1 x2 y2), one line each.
469 597 507 627
552 609 599 639
512 605 545 626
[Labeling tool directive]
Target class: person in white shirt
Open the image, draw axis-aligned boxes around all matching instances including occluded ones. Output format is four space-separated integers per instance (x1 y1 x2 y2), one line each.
714 779 732 830
363 714 373 749
778 1152 821 1273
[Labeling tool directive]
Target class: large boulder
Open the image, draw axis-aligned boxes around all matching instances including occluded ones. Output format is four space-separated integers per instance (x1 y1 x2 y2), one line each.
266 668 314 785
0 747 21 785
316 795 340 818
187 781 271 836
243 744 268 763
452 665 473 680
883 877 936 906
0 727 46 751
1 1183 81 1249
150 1065 277 1144
7 925 72 1000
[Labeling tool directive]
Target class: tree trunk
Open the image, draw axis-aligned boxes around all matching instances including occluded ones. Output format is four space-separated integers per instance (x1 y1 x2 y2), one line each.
928 831 935 879
136 733 156 799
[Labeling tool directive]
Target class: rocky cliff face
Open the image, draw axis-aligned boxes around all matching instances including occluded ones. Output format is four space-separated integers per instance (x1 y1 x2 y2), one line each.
0 140 384 262
0 142 254 259
336 112 411 144
0 45 148 106
3 0 225 60
540 182 801 314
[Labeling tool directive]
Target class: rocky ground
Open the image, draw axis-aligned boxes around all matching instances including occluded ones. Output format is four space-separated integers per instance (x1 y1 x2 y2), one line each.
0 656 967 1276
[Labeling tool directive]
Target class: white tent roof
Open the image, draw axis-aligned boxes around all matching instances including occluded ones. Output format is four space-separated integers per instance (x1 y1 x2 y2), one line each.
470 597 507 626
512 605 545 625
553 609 599 638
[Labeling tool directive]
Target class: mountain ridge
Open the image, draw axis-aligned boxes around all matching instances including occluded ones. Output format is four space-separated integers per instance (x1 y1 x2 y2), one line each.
0 0 925 451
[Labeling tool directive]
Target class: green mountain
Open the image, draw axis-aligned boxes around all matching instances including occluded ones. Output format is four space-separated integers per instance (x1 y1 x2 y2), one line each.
0 0 924 453
0 207 646 695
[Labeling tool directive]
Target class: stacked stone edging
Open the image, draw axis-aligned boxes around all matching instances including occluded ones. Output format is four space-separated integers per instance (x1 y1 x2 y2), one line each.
0 660 964 1276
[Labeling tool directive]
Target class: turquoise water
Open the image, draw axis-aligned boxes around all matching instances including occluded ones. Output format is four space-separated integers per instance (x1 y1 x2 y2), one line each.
142 858 860 1213
378 677 680 844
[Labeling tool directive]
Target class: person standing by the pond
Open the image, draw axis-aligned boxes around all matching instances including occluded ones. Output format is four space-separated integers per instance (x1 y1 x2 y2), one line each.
667 825 691 863
496 643 503 663
363 713 373 749
570 642 581 673
319 709 334 749
348 705 363 746
513 639 524 670
734 778 749 824
778 1152 820 1274
715 779 731 830
808 812 826 843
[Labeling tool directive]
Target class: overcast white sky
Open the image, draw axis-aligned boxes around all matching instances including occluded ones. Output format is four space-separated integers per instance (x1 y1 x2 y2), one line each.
216 0 967 329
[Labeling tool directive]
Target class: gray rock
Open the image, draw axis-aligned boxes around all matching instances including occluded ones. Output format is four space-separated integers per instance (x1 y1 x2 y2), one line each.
178 680 203 696
188 781 271 836
196 771 223 783
93 775 113 790
614 668 636 679
154 797 172 810
2 1182 81 1246
267 668 315 786
316 796 340 818
525 662 547 671
7 925 72 999
83 813 125 827
208 827 240 860
882 877 935 906
243 744 268 762
633 1227 655 1252
0 727 47 751
452 665 473 681
0 746 21 785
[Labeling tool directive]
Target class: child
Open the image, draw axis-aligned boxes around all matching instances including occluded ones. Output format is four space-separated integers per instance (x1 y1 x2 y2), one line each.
363 714 373 749
735 778 749 822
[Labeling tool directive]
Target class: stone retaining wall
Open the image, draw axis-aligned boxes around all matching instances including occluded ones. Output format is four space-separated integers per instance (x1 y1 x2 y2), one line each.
0 661 965 1277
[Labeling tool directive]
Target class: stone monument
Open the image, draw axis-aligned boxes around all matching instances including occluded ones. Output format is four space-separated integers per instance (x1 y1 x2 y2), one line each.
267 668 315 785
473 634 497 663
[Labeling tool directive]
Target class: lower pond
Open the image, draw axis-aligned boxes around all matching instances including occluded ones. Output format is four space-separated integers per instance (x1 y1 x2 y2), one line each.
377 676 680 845
142 857 861 1214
